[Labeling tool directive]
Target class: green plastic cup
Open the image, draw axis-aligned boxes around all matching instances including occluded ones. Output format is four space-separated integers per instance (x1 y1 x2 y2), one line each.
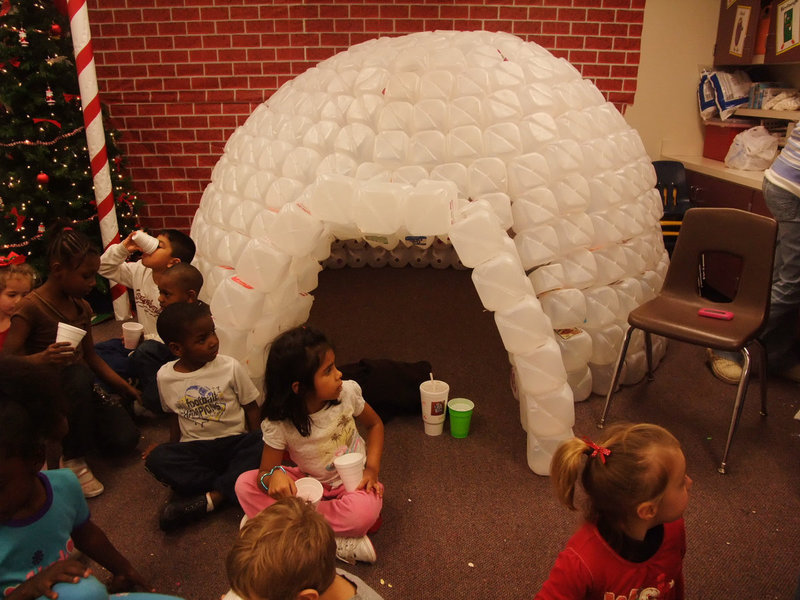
448 398 474 438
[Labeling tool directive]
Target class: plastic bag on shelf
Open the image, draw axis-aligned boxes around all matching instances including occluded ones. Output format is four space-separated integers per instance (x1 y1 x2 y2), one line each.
724 125 778 171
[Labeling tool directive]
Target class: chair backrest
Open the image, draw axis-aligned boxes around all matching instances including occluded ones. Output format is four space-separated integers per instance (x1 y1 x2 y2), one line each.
663 207 777 317
653 160 692 215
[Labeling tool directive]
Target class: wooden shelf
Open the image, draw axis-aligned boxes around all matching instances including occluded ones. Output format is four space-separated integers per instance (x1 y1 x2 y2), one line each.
662 153 764 190
734 108 800 120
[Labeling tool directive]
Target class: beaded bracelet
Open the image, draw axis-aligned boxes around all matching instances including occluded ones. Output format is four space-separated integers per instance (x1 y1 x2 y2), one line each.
259 466 286 493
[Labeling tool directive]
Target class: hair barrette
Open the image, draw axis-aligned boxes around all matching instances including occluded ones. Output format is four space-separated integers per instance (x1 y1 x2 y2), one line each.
582 436 611 464
0 251 26 267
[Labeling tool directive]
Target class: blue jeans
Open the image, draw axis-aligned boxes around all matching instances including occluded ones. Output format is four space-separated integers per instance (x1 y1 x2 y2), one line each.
716 179 800 371
761 178 800 371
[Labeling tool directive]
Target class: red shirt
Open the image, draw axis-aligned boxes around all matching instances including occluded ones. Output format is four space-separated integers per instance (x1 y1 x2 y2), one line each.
535 519 685 600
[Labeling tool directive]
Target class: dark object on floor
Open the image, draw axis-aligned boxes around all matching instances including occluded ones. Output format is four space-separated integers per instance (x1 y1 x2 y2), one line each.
339 358 432 422
159 494 209 531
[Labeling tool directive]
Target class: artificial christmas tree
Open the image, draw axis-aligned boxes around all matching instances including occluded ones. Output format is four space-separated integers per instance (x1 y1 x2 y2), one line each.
0 0 140 278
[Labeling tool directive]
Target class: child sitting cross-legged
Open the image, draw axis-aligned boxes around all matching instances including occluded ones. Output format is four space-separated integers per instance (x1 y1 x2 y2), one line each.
145 302 262 531
226 496 384 600
129 262 205 416
0 392 152 600
235 326 384 565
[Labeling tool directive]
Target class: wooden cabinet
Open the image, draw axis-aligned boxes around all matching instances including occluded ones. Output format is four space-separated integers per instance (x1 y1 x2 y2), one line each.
765 0 800 63
686 170 770 300
715 0 763 65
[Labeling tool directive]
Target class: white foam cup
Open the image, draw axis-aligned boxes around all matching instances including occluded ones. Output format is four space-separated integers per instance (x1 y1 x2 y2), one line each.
55 322 86 349
121 322 144 350
295 477 324 507
419 379 449 436
333 453 365 492
132 231 159 254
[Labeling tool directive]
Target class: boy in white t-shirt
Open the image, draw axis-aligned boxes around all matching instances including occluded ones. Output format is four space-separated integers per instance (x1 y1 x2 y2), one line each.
145 302 262 531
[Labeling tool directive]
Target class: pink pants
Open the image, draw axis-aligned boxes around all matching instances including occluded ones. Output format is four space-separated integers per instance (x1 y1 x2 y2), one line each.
235 466 383 538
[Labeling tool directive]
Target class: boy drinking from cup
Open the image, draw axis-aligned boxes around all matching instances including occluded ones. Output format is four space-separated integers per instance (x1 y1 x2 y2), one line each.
95 230 195 414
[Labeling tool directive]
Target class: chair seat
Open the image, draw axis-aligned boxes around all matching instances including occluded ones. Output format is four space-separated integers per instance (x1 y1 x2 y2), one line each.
629 295 765 352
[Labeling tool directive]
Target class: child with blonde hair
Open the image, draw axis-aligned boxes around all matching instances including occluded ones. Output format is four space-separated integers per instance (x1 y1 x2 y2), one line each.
536 423 691 600
226 497 383 600
0 254 37 350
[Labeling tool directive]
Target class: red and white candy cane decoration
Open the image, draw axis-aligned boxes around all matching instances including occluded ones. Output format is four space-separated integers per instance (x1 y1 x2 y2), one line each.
67 0 131 320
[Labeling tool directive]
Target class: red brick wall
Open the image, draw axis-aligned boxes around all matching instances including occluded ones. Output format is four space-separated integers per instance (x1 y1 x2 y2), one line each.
89 0 645 232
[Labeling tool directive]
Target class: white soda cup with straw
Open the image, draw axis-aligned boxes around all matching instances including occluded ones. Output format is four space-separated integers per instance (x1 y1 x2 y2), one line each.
419 374 449 436
56 322 86 349
333 453 365 492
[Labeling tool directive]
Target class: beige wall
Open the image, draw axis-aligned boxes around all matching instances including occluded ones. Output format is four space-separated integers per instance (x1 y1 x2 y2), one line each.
625 0 720 159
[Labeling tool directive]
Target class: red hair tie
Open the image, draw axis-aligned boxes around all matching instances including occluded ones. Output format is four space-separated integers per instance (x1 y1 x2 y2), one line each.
582 436 611 464
0 251 25 267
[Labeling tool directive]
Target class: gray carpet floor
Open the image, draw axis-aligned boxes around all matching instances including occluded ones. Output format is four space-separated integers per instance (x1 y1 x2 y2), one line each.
86 265 800 599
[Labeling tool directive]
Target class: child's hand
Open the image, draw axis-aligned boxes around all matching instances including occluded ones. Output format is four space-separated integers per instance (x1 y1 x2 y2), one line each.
266 468 296 499
16 559 90 599
357 466 383 496
117 381 142 404
121 232 139 254
108 566 154 594
36 342 76 366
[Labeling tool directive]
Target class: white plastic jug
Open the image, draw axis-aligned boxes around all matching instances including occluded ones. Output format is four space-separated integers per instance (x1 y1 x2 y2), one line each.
494 294 554 355
566 364 592 402
514 224 560 271
307 174 356 225
472 251 534 312
268 203 326 257
404 180 454 236
210 276 267 331
526 429 571 476
354 181 406 235
447 201 507 268
235 238 292 293
520 383 575 438
511 337 568 396
528 263 566 295
554 327 592 372
538 288 587 330
584 286 621 329
586 322 625 365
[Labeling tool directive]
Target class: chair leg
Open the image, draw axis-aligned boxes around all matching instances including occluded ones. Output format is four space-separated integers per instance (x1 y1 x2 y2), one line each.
719 347 752 474
644 332 654 381
752 340 768 417
598 326 635 429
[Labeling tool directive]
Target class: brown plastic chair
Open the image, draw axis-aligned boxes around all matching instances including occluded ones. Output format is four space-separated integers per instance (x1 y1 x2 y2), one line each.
598 207 778 474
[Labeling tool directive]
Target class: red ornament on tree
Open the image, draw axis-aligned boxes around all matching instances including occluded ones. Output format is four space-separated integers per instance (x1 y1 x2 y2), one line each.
45 86 55 106
18 29 28 47
50 23 62 39
36 172 49 184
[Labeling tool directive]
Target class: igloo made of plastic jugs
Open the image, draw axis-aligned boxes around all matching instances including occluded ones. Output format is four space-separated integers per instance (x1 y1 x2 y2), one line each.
189 30 669 476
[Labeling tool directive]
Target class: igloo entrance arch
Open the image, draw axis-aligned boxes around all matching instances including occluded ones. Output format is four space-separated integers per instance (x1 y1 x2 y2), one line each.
190 31 669 475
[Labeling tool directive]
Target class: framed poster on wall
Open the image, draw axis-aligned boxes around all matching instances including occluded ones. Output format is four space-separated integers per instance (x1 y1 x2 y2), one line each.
776 0 800 54
714 0 760 65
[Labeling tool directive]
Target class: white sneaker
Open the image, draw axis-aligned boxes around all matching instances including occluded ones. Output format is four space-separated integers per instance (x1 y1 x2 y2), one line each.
60 457 104 498
335 535 377 565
